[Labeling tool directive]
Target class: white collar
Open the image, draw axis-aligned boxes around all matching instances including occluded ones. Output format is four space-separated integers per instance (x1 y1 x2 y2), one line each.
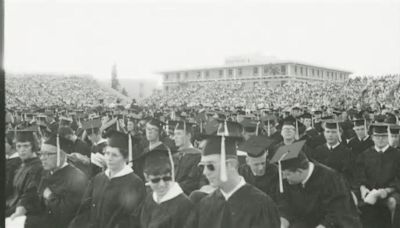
220 176 246 200
326 142 340 150
105 165 133 179
7 153 19 159
302 162 315 187
306 127 313 131
50 162 68 175
359 135 370 141
149 141 163 151
375 145 390 153
94 138 107 146
152 182 183 204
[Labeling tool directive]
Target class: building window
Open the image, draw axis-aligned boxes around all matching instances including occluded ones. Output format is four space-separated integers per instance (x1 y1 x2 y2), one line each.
312 69 314 76
164 74 168 80
238 68 242 76
184 73 188 79
205 71 209 77
176 74 181 80
281 65 286 75
219 69 223 76
197 74 201 79
295 66 298 74
253 67 258 76
228 69 233 76
264 66 268 75
300 67 303 75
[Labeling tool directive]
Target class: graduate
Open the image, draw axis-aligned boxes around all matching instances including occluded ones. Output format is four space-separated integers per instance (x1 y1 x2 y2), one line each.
6 127 43 218
70 130 146 228
272 141 362 228
347 116 374 164
238 135 279 202
140 148 194 228
186 121 280 228
22 134 88 228
5 130 22 199
172 120 206 195
312 120 353 184
355 123 400 228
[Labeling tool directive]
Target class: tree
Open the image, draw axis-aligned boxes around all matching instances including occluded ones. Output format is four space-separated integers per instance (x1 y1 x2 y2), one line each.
111 63 120 90
121 88 128 97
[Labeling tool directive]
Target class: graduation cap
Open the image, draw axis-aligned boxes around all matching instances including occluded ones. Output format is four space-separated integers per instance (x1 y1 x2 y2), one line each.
322 120 342 142
106 130 135 166
388 124 400 135
237 136 274 158
82 118 102 134
42 134 74 167
270 140 307 193
169 120 195 133
370 123 390 136
240 119 260 134
14 126 39 144
260 115 277 136
147 118 164 130
59 116 73 126
143 147 175 180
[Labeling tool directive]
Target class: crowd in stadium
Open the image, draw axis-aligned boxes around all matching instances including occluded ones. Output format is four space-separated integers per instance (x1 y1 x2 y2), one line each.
6 75 123 109
4 73 400 228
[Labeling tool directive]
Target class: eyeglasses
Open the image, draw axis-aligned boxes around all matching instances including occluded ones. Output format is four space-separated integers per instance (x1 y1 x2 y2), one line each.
198 163 216 172
149 175 172 184
38 152 57 158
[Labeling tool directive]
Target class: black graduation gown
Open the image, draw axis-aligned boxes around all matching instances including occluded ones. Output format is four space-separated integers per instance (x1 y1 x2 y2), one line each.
6 156 22 199
68 139 92 177
74 171 145 228
173 148 206 195
239 164 279 202
312 143 353 184
6 157 43 217
277 163 362 228
354 147 400 228
25 165 88 228
186 184 280 228
189 191 209 204
89 142 107 178
347 136 374 167
140 192 194 228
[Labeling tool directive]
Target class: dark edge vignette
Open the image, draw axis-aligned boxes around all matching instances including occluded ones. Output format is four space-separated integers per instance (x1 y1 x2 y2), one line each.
0 0 5 226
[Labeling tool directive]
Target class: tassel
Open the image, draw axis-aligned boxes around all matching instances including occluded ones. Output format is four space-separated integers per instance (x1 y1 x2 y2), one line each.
200 121 203 134
267 120 271 137
166 120 169 136
311 116 314 128
220 120 229 182
255 121 260 136
167 147 175 182
337 123 341 143
56 134 61 167
388 125 393 146
278 152 289 193
128 134 133 167
364 119 368 137
116 119 120 131
295 120 299 140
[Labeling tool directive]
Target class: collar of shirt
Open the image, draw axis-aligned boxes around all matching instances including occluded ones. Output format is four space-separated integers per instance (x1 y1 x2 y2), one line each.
220 176 246 200
359 135 370 142
301 162 315 187
7 153 19 160
326 142 340 150
105 165 133 179
152 182 183 204
149 141 163 151
94 138 107 146
306 127 313 131
50 162 68 175
375 145 390 153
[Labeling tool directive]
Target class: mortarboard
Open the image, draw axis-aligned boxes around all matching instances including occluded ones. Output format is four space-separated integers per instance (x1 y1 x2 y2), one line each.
237 136 274 157
143 148 175 179
42 134 74 166
322 120 342 142
270 140 308 193
281 116 300 140
240 119 260 134
388 124 400 135
370 123 390 136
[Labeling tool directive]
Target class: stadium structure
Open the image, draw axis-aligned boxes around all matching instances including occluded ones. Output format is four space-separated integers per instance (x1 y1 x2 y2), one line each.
160 55 352 91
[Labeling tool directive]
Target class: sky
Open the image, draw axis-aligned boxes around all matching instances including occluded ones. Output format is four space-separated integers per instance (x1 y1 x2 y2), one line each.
4 0 400 83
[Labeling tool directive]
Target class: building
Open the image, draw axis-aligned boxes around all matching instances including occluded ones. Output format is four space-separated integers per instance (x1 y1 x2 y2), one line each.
159 55 352 91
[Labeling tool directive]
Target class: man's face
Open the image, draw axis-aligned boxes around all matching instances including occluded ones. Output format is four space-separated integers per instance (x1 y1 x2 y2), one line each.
302 119 312 128
5 138 12 156
127 121 135 131
146 173 172 198
389 134 399 147
173 129 187 148
39 145 61 170
373 134 389 149
243 131 256 141
199 154 222 187
281 125 296 140
282 169 304 185
104 146 126 170
246 154 267 176
324 128 339 144
16 141 34 161
353 126 366 139
146 123 160 142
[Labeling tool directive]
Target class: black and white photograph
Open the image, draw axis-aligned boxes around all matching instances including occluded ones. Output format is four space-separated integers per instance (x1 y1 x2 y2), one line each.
2 0 400 227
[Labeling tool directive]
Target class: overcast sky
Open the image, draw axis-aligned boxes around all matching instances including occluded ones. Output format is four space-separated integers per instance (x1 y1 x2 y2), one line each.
4 0 400 81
